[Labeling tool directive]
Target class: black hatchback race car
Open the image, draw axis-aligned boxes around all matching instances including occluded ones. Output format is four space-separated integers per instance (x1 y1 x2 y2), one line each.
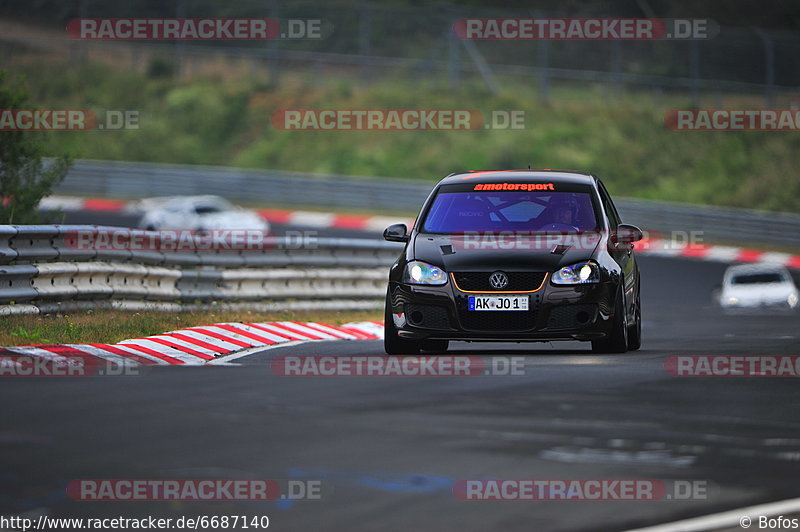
383 170 643 354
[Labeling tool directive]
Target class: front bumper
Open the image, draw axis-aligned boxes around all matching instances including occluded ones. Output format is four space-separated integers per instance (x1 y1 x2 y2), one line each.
720 299 798 311
389 278 618 342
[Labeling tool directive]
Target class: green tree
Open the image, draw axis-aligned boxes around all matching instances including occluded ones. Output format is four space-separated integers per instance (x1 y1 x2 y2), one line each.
0 70 72 224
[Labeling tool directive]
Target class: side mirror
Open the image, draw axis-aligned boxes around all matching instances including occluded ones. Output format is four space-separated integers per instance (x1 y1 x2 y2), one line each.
613 223 643 245
712 284 722 304
383 223 409 243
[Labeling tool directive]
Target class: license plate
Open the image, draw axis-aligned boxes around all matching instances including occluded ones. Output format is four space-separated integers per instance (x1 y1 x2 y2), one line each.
468 296 529 311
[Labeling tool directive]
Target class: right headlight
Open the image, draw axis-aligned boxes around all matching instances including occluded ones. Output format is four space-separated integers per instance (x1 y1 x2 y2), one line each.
551 261 600 285
403 261 447 286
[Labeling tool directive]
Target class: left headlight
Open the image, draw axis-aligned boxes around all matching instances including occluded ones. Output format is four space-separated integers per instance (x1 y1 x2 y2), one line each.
403 261 447 285
552 261 600 285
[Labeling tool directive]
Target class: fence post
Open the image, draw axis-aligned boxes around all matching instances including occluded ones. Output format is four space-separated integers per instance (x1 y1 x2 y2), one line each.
651 84 663 108
690 39 700 107
753 28 776 107
611 39 622 96
173 0 187 78
77 0 88 65
536 22 550 103
448 25 461 89
359 3 372 82
267 0 280 86
460 39 501 94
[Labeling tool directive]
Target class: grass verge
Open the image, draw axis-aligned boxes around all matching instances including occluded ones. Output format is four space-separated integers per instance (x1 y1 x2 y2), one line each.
7 60 800 213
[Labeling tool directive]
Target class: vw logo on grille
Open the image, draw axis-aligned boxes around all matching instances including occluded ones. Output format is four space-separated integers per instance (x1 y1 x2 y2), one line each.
489 271 509 290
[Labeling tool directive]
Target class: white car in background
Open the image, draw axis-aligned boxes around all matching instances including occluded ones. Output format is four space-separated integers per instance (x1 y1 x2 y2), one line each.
719 263 799 310
137 195 269 234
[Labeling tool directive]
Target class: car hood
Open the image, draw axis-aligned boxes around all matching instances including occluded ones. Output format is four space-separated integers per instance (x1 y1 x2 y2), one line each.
412 233 602 272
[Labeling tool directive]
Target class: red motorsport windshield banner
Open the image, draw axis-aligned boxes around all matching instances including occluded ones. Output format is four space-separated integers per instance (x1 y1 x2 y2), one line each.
67 479 322 500
665 356 800 377
474 183 555 191
271 109 485 130
270 355 525 377
665 109 800 131
454 479 710 501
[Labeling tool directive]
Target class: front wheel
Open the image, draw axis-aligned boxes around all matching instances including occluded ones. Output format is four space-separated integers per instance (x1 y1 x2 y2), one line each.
591 285 628 353
627 285 642 351
384 289 421 355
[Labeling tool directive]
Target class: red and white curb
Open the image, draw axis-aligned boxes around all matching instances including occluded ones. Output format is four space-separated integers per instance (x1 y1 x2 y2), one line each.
39 195 414 233
0 321 385 368
257 208 414 233
39 196 134 213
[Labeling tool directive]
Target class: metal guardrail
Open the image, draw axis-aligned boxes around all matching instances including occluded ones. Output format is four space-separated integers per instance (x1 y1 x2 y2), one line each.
0 225 402 312
55 160 800 249
617 198 800 249
55 160 430 213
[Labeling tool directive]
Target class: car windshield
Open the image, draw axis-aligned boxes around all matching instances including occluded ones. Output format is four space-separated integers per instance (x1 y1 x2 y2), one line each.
731 272 787 284
194 204 224 214
422 190 599 233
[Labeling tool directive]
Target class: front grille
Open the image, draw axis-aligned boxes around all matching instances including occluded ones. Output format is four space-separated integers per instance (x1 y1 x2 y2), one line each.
452 271 546 292
404 303 452 330
455 293 542 332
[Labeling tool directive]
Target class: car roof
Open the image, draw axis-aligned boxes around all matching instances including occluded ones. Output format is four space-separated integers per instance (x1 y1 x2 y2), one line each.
141 195 232 207
437 169 596 186
724 263 790 275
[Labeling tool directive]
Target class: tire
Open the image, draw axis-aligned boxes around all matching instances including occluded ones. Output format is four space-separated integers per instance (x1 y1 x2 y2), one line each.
384 289 421 355
627 284 642 351
421 339 449 353
591 285 629 353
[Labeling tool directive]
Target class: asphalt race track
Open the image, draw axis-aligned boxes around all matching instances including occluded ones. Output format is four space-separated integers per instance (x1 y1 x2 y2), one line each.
2 248 800 531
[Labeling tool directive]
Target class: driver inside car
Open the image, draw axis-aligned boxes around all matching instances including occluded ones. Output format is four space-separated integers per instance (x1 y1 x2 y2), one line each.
538 195 580 230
